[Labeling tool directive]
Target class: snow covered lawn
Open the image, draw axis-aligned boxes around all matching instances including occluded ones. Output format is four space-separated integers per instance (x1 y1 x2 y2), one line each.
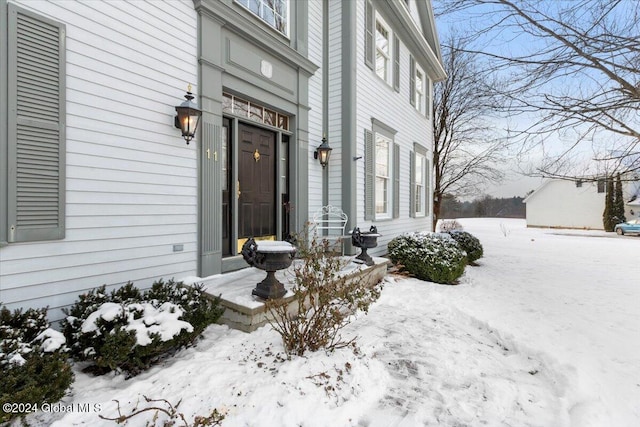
31 219 639 427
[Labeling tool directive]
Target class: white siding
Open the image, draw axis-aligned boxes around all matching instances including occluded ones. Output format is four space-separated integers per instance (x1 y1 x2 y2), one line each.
327 0 343 209
1 0 198 321
308 0 324 217
354 0 434 256
525 180 605 229
525 179 640 229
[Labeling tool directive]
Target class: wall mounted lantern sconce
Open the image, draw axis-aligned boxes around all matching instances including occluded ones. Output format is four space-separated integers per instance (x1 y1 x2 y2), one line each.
314 135 332 168
174 84 202 145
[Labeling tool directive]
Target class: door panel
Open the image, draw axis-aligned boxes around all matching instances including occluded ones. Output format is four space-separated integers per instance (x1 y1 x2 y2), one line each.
238 123 276 250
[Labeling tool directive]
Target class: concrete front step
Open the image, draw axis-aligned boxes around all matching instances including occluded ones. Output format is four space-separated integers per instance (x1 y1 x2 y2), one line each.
184 256 389 332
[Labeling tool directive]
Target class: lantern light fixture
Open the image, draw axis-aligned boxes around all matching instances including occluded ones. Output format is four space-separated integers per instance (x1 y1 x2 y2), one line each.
314 135 332 168
174 84 202 145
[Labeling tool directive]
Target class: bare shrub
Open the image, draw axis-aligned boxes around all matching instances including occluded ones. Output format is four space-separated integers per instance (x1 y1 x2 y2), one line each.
439 219 464 233
266 235 382 356
99 395 225 426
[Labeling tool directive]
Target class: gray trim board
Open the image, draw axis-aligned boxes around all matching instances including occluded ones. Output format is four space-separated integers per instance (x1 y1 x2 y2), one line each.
341 0 357 254
372 118 397 137
196 0 314 274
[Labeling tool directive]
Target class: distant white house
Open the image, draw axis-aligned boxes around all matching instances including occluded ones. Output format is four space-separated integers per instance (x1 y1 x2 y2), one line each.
524 176 640 230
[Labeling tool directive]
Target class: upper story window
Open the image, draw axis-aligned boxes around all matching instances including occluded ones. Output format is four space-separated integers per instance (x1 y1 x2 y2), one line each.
235 0 289 36
375 15 392 84
414 63 425 114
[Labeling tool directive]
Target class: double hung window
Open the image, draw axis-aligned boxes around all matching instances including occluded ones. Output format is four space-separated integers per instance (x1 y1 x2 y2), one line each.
375 134 391 216
375 17 391 83
411 144 429 218
235 0 289 36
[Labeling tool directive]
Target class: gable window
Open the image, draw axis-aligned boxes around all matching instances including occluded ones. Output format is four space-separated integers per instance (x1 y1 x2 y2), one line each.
364 120 400 221
410 56 430 116
2 4 66 244
235 0 288 36
375 15 391 84
411 143 429 218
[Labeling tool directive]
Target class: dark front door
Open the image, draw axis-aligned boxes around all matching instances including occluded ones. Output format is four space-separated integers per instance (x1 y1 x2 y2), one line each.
238 123 277 250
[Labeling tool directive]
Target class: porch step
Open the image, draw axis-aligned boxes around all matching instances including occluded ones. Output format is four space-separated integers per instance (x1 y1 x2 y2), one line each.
184 257 389 332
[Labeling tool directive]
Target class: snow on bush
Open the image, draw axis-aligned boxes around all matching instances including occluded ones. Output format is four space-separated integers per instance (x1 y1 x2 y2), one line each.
62 279 223 376
388 232 467 284
0 305 73 424
446 230 484 264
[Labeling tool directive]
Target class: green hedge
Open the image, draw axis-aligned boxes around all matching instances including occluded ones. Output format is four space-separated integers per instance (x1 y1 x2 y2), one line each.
446 230 484 264
62 279 223 376
1 306 73 424
388 233 467 284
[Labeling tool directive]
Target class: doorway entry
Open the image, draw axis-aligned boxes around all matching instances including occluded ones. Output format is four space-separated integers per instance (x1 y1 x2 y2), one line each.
222 120 279 257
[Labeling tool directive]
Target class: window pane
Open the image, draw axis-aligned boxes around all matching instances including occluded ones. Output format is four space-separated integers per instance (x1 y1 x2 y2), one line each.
249 0 260 15
278 114 289 130
236 0 288 36
375 177 387 214
376 138 389 177
263 5 275 26
222 93 233 113
415 155 423 183
265 109 277 126
233 97 249 117
376 22 389 53
375 19 390 81
249 103 263 122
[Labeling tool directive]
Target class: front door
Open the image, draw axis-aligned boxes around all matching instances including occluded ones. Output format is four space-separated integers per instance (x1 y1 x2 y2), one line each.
238 123 277 251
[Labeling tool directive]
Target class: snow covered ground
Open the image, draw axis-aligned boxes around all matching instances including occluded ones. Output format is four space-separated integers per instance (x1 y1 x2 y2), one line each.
27 219 639 427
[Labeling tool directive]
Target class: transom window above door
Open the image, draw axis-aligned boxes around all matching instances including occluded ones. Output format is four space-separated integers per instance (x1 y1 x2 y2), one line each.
235 0 288 36
222 93 289 131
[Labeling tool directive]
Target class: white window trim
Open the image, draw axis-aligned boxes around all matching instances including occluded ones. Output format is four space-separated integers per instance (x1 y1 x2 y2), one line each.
234 0 290 38
375 13 392 85
414 152 426 217
375 133 392 219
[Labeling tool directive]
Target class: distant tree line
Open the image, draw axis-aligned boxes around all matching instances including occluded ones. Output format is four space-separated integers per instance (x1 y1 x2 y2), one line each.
440 194 526 219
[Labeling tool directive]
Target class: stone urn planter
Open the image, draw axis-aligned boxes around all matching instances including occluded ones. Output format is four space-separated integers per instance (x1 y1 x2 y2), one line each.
350 226 381 266
241 238 297 299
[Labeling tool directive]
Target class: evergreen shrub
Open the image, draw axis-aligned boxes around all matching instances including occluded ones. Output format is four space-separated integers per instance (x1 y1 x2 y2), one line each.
388 232 467 284
62 279 223 376
446 230 484 264
0 306 73 424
